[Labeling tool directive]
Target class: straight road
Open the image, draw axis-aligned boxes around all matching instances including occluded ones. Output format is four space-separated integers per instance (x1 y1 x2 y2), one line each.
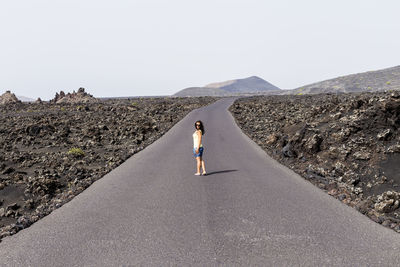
1 98 399 266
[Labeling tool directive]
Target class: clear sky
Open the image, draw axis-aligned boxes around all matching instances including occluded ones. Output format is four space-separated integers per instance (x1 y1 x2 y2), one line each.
1 0 400 100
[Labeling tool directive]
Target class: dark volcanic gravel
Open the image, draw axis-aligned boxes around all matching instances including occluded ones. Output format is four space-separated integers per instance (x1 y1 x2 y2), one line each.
0 96 217 240
230 91 400 233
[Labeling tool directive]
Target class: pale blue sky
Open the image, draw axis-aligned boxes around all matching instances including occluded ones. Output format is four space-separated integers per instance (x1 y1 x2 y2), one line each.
1 0 400 99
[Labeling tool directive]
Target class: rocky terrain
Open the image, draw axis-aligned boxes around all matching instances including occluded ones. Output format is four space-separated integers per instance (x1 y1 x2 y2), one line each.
230 91 400 233
290 65 400 95
0 96 217 241
174 76 281 96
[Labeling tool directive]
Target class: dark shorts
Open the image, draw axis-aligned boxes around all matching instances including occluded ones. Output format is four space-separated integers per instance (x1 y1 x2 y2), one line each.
193 147 204 158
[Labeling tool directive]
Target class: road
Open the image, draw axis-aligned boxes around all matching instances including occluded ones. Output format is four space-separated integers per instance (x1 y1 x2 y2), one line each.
0 98 399 266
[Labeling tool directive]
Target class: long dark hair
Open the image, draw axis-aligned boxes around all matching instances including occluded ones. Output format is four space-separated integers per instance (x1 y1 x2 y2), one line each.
195 120 205 135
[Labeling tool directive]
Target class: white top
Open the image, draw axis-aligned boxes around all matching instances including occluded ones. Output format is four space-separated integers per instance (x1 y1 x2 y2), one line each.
193 130 203 148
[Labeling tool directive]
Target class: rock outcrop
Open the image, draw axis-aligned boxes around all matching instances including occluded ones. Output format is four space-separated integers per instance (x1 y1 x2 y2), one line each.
0 91 21 105
51 88 99 103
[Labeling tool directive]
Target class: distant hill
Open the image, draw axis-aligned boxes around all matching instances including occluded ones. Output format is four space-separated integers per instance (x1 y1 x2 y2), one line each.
290 65 400 95
173 76 281 97
17 95 35 102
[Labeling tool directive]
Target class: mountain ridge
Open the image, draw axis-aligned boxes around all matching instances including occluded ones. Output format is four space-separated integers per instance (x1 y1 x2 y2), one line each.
289 65 400 94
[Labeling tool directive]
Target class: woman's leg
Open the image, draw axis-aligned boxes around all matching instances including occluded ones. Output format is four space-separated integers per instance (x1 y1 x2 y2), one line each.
196 156 201 174
201 157 206 174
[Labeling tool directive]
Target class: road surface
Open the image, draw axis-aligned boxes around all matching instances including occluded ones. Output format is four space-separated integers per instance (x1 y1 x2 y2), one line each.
1 98 399 266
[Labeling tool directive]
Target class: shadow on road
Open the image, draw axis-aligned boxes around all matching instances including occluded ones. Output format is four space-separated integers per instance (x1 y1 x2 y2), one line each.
204 169 238 176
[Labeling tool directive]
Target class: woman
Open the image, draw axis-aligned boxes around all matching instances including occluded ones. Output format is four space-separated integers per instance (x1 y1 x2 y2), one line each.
193 120 206 176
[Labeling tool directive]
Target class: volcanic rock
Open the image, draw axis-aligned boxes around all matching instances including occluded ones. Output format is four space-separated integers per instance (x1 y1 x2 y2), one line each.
374 191 400 213
230 91 400 233
0 91 21 105
51 88 99 103
0 96 217 241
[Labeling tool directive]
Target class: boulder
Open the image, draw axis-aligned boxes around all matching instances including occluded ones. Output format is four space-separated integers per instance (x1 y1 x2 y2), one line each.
374 191 400 213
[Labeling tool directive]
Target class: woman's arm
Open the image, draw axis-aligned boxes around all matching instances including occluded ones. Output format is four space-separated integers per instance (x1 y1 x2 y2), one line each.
197 130 202 149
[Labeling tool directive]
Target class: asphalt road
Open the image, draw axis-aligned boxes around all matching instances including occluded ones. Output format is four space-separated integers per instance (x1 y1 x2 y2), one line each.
1 98 400 266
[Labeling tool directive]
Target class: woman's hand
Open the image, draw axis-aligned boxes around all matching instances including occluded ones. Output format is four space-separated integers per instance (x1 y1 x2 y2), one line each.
195 148 199 154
